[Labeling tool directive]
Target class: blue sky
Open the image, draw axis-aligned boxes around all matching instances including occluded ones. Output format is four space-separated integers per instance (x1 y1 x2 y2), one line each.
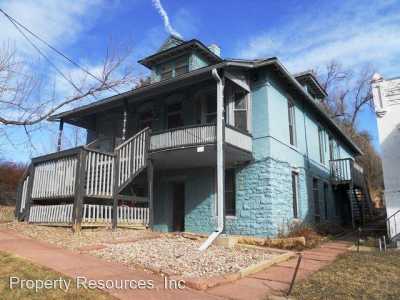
1 0 399 162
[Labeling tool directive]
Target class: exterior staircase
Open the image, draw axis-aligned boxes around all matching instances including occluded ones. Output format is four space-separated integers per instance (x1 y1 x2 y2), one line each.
15 128 151 228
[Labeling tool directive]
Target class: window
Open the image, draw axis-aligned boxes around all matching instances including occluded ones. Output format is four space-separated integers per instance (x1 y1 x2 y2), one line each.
313 178 320 223
291 171 299 218
329 136 335 161
139 110 153 130
323 183 329 220
318 127 325 164
225 169 236 216
288 100 297 146
160 63 173 80
205 96 217 123
234 91 248 131
167 102 183 129
175 57 189 76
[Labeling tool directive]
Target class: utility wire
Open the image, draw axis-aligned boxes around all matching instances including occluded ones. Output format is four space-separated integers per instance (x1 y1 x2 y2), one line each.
0 8 120 94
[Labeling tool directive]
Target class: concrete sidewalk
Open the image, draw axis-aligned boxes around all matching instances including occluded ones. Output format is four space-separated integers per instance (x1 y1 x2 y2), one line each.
206 241 352 300
0 229 352 300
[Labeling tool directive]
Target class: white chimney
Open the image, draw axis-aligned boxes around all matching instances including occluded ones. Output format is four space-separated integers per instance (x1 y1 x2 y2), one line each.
208 44 221 57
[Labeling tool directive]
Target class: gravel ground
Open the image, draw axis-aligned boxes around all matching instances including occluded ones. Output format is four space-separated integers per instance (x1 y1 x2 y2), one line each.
1 221 157 250
93 235 281 278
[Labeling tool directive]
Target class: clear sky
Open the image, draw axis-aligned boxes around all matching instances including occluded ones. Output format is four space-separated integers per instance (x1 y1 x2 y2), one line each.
0 0 399 162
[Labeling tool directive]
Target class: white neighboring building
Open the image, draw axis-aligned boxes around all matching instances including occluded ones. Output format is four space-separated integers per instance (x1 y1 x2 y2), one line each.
372 74 400 239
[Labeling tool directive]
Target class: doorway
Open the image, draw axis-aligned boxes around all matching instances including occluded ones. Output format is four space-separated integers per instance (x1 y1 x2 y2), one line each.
172 182 185 232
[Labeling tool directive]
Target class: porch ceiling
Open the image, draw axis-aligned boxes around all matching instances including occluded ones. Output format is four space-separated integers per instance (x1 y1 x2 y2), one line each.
150 144 252 170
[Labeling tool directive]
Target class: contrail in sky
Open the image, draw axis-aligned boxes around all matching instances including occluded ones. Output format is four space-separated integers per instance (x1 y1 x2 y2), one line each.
151 0 182 38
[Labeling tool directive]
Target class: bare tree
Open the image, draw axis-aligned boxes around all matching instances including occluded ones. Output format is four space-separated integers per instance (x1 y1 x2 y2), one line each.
317 61 374 127
0 43 135 127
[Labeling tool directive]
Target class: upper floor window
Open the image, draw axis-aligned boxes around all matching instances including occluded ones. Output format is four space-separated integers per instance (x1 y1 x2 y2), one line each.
175 57 189 76
160 63 173 80
159 56 189 81
139 110 154 130
318 127 325 164
288 100 297 146
167 102 183 129
234 91 248 131
329 136 335 161
205 96 217 123
225 169 236 216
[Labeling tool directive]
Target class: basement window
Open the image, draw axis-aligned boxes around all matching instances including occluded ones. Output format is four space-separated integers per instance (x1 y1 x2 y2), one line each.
313 178 320 223
225 169 236 216
291 171 299 218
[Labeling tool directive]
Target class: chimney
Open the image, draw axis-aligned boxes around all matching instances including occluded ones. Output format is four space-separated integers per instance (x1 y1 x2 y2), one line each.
208 44 221 57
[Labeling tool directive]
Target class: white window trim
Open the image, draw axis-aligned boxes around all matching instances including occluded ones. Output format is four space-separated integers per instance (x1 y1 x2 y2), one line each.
288 98 297 146
291 170 300 219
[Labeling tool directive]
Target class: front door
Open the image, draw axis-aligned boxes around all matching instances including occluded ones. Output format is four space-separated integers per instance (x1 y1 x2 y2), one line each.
172 182 185 232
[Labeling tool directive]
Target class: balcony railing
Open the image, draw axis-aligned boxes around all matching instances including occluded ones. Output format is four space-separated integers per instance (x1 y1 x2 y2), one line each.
150 124 252 153
330 158 364 186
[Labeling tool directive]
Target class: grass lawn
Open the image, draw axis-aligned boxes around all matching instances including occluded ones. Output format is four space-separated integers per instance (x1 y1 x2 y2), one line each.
292 251 400 300
0 251 115 300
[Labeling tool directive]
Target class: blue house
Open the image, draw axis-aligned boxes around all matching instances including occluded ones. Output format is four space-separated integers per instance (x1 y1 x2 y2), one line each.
16 35 370 239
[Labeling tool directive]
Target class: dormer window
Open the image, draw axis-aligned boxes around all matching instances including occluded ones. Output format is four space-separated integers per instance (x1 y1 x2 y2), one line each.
160 63 173 80
159 56 189 81
175 56 189 76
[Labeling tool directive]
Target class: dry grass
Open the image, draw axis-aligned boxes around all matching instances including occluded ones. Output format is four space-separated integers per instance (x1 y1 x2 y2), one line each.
0 206 14 223
0 251 115 300
292 251 400 300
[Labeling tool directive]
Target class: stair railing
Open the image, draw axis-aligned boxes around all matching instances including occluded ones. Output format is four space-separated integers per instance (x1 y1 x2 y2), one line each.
386 209 400 240
115 127 150 192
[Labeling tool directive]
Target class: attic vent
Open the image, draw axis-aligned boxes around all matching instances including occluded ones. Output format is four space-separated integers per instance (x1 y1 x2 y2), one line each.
208 44 221 57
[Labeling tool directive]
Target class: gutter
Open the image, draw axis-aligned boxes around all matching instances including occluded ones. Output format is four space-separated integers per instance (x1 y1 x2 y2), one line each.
199 68 225 251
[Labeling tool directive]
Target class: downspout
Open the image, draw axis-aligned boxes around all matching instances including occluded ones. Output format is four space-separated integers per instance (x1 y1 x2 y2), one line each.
199 68 225 251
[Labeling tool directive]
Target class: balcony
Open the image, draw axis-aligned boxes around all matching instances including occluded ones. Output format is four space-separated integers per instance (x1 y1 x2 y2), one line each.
329 158 364 187
149 124 252 169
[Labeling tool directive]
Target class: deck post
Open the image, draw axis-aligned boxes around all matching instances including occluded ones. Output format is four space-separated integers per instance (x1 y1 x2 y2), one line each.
57 119 64 152
122 101 128 142
24 164 35 222
147 159 154 229
72 149 86 233
112 154 120 230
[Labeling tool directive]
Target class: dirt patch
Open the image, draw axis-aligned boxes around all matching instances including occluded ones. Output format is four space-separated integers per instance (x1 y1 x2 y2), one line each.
92 235 282 279
0 206 15 223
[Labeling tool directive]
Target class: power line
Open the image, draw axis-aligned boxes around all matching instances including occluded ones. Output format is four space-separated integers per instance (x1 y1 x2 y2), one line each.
0 8 120 95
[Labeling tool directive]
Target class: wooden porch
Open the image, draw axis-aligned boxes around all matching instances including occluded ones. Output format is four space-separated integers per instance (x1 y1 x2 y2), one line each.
16 123 252 229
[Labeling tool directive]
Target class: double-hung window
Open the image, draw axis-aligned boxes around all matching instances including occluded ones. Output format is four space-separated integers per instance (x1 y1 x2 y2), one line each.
175 56 189 76
288 100 297 146
205 95 217 123
139 110 154 130
167 102 183 129
160 63 173 80
234 91 248 131
318 127 326 164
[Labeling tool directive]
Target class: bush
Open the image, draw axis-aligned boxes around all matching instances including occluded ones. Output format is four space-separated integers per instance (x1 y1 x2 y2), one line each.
0 206 15 222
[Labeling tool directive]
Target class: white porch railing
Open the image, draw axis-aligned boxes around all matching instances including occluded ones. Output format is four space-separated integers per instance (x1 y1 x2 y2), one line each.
29 204 73 223
82 204 113 223
85 150 114 197
115 128 149 189
81 204 149 225
31 156 78 199
20 175 29 213
150 124 216 151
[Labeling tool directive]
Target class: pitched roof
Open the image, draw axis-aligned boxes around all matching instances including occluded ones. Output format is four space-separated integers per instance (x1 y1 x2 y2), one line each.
294 70 327 98
138 38 222 69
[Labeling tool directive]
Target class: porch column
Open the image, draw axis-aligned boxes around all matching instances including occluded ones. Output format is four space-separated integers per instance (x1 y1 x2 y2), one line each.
122 101 128 141
72 149 86 233
147 159 154 229
57 119 64 152
24 164 35 222
112 154 120 230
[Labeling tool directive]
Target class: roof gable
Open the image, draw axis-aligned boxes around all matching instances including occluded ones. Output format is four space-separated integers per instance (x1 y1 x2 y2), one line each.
158 35 185 52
